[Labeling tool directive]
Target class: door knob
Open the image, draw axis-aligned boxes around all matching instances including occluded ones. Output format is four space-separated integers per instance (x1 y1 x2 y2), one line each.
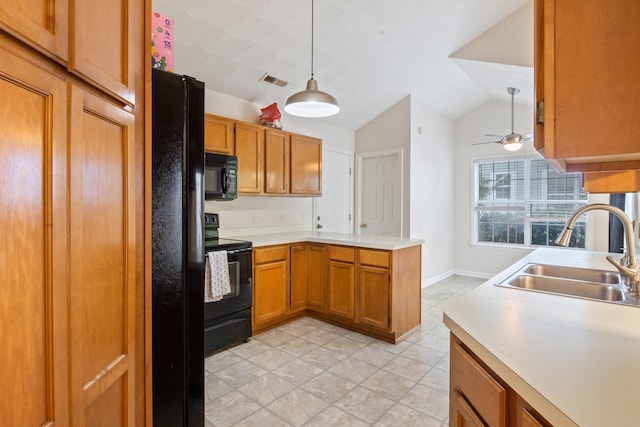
316 224 323 229
360 224 367 228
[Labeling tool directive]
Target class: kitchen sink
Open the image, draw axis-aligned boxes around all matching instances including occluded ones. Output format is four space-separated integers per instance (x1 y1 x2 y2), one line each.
495 263 640 307
521 263 621 284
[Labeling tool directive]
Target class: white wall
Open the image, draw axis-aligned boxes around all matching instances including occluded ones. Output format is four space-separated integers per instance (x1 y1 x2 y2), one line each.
454 99 610 278
354 95 456 286
410 97 456 285
354 96 411 237
204 88 356 236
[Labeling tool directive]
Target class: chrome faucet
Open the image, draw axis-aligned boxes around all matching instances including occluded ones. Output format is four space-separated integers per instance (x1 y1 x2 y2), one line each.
555 203 639 296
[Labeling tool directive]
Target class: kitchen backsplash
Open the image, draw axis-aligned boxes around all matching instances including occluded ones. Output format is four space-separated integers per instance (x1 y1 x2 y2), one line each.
205 197 313 237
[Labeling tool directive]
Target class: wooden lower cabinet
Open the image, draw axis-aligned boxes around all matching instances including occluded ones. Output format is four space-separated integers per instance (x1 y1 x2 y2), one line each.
251 242 421 343
253 246 290 331
290 244 326 313
450 334 552 427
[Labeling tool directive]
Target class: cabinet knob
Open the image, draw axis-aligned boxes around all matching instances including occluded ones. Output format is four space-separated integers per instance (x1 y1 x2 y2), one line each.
360 224 367 228
316 224 323 229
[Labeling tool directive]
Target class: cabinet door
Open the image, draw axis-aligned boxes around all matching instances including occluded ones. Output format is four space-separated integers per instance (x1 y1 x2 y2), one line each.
327 260 355 320
70 0 137 105
236 122 264 194
357 265 389 330
0 44 69 427
253 261 289 327
265 129 290 194
536 0 640 172
68 85 137 426
0 0 68 62
450 342 507 427
290 133 322 195
307 244 326 311
451 390 487 427
290 245 309 312
204 114 234 154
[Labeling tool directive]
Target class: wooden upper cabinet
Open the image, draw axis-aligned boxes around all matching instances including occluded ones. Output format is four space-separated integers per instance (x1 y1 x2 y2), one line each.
265 129 290 194
70 0 137 105
0 0 69 62
290 133 322 195
582 170 640 194
236 122 264 194
535 0 640 173
204 114 234 155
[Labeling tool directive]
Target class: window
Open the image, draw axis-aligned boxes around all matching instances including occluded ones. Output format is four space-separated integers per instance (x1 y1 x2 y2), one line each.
475 157 588 248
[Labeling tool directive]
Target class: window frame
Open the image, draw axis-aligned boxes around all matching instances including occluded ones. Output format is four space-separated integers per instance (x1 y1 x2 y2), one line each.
471 153 589 249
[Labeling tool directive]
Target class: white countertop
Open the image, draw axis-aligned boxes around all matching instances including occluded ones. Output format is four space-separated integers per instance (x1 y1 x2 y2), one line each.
443 248 640 427
231 231 424 250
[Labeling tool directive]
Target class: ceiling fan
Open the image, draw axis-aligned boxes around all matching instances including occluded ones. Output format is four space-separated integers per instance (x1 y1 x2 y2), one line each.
473 87 533 152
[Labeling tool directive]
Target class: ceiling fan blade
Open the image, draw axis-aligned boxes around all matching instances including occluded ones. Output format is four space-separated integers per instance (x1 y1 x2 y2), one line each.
472 140 501 146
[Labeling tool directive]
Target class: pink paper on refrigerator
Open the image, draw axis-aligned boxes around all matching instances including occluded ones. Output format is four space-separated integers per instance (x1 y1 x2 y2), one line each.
152 12 174 71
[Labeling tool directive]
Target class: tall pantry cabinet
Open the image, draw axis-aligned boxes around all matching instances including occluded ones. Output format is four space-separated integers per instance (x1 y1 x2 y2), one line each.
0 0 146 425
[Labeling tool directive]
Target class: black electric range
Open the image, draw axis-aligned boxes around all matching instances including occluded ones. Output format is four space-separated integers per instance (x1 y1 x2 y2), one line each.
203 213 253 354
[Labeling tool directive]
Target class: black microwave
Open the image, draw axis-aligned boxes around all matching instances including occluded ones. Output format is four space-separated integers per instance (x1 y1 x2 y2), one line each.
205 153 238 200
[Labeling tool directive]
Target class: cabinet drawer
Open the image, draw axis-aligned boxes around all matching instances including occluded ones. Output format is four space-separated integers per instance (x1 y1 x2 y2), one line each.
358 249 389 268
451 343 506 427
328 245 355 263
254 246 288 264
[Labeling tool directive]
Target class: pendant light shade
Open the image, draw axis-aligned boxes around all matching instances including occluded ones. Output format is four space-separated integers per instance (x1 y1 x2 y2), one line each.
284 0 339 118
284 78 340 117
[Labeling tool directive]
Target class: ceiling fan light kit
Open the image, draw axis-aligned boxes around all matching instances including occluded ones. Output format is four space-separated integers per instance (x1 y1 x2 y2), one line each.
284 0 339 118
473 86 532 151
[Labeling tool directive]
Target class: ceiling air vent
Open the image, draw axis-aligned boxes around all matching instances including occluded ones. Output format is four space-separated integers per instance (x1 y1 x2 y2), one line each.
259 73 288 87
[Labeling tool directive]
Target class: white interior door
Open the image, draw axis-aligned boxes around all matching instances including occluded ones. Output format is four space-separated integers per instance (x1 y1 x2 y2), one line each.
357 150 402 236
313 149 353 233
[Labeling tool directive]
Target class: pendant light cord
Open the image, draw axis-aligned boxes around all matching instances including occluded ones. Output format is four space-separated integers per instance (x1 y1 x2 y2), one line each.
311 0 315 80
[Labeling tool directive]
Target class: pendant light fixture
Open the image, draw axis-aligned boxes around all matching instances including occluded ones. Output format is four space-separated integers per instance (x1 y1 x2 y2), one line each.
284 0 339 118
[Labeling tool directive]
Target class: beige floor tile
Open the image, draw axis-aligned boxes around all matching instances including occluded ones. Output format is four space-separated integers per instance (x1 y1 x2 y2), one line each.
233 408 292 427
350 345 398 368
301 346 347 370
214 360 267 388
247 347 296 371
419 367 450 393
266 389 329 426
360 369 415 401
305 406 369 427
204 374 234 403
334 386 395 424
400 342 446 366
237 372 296 406
204 391 261 427
301 371 357 403
329 357 378 384
228 339 272 359
382 355 432 381
277 336 320 357
204 351 244 374
203 275 484 426
272 358 324 386
374 403 442 427
402 383 450 421
324 336 368 355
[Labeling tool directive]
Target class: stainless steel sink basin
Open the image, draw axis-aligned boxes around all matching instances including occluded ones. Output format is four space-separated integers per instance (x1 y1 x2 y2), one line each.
521 263 621 284
495 263 640 307
503 275 625 302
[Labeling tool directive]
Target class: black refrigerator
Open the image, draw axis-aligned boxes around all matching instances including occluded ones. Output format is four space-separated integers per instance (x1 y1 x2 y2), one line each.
151 68 205 427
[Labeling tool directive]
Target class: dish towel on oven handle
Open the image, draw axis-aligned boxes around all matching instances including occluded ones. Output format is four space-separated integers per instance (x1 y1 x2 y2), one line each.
205 250 231 302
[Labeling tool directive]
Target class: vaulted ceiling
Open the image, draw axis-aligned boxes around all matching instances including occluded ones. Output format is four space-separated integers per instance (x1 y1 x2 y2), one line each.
153 0 533 130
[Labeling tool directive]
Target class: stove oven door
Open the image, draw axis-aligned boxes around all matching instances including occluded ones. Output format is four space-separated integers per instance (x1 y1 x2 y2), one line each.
204 247 252 321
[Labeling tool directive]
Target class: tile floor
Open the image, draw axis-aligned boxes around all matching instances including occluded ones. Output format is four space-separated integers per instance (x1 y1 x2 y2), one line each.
204 275 485 427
